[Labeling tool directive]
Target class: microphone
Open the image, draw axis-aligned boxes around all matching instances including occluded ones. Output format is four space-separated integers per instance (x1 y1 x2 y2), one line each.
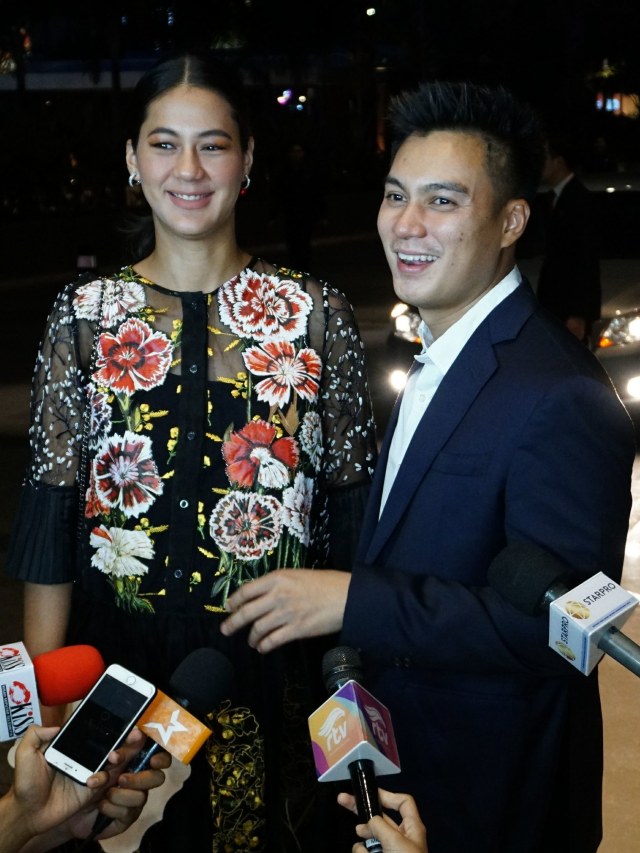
0 643 105 741
86 647 234 842
488 541 640 676
308 646 401 853
33 645 106 706
130 647 234 771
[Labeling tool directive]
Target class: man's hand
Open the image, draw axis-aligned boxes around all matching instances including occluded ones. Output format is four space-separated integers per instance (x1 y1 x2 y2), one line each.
219 568 350 652
338 788 428 853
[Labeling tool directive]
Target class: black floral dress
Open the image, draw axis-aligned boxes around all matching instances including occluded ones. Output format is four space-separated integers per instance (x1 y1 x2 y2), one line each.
7 258 377 852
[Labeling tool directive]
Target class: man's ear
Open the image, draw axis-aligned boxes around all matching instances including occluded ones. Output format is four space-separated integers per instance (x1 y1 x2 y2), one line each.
501 199 530 248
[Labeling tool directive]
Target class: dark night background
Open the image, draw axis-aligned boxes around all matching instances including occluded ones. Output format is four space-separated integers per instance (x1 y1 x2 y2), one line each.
1 0 639 276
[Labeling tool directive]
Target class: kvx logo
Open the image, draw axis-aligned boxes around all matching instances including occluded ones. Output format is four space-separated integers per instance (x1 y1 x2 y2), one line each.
0 647 26 672
2 680 36 738
318 702 389 751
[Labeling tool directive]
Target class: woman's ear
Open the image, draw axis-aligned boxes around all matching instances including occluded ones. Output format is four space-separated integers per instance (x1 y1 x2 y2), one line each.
125 139 138 177
244 137 255 177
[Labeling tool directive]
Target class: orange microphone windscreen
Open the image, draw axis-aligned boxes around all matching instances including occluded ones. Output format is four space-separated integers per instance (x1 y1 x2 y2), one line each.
33 645 105 706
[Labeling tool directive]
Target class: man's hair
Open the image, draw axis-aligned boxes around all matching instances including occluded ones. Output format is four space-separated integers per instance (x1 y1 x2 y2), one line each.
545 129 582 172
387 80 546 209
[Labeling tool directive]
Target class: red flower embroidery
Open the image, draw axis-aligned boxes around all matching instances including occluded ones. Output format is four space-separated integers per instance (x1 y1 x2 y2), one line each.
243 341 321 406
218 271 312 342
210 492 282 560
223 419 299 489
94 431 163 518
93 317 172 396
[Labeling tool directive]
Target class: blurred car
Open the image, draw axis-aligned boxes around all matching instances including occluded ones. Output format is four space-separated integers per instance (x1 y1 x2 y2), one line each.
593 307 640 421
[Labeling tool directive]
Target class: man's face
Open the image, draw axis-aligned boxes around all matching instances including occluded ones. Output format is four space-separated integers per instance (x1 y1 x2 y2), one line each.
377 130 522 338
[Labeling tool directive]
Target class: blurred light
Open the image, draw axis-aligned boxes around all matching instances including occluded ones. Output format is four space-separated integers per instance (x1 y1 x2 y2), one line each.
298 95 307 103
606 187 616 193
396 314 412 333
389 370 408 392
296 104 303 111
366 7 376 15
627 377 640 400
277 89 292 105
390 302 409 318
625 539 640 560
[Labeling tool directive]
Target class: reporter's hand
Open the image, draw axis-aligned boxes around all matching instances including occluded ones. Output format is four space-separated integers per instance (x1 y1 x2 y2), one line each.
220 568 349 652
67 728 171 842
337 788 428 853
5 725 169 853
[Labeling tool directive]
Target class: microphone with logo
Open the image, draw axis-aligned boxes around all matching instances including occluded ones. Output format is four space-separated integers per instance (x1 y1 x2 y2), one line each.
308 646 401 853
86 646 234 842
0 643 105 742
488 540 640 677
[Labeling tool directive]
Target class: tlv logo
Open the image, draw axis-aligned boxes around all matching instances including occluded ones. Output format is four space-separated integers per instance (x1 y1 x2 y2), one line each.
364 703 389 746
319 707 347 751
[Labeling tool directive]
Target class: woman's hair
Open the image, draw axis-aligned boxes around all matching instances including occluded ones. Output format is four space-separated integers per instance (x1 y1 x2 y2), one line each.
123 50 252 260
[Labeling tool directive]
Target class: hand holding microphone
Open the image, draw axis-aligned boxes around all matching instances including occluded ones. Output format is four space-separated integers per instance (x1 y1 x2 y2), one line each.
309 646 401 853
338 788 429 853
0 643 105 743
85 647 234 843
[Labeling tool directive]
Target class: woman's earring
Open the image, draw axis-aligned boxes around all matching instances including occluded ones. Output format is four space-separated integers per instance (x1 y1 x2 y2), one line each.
128 173 141 188
240 174 251 196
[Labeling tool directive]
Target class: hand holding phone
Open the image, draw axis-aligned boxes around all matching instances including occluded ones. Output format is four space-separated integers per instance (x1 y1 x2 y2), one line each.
45 664 156 785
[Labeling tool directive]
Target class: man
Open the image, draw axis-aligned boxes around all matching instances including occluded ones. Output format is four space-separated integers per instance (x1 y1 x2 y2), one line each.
0 724 170 853
535 131 602 344
220 81 635 853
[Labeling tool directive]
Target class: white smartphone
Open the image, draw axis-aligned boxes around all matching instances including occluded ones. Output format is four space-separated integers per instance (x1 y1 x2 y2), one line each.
45 662 156 784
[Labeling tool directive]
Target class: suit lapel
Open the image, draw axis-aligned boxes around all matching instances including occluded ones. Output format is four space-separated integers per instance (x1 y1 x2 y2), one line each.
362 283 537 565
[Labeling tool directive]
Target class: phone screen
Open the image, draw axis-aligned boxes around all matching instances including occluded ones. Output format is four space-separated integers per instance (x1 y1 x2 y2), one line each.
48 670 154 776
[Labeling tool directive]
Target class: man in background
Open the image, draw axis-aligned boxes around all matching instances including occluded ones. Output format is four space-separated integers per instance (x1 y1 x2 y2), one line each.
535 131 601 344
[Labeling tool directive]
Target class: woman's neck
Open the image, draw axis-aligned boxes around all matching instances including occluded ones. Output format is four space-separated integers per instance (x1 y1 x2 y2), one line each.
134 237 252 293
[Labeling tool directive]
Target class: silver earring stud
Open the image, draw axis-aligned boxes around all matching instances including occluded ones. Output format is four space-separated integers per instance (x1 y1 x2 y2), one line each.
128 173 141 188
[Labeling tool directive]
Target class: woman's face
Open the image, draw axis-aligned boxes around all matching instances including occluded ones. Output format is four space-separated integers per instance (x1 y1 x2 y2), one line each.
126 83 253 244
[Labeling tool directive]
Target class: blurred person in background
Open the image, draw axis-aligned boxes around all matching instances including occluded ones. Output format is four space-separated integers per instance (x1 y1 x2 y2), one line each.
534 130 601 345
272 140 328 271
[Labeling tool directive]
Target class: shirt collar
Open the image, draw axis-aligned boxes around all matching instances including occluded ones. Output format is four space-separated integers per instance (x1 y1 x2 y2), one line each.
415 266 522 375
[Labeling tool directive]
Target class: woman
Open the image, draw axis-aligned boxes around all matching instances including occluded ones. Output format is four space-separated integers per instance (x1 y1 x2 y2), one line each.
6 51 377 852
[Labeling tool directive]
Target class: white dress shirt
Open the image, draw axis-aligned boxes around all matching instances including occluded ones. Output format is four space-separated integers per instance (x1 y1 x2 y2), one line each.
379 267 522 515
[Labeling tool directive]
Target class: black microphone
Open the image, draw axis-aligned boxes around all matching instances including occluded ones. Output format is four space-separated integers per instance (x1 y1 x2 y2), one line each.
488 541 640 677
312 646 401 853
323 646 381 843
85 647 233 843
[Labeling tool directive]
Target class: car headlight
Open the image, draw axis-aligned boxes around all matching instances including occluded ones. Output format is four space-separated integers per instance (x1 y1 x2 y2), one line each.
597 312 640 348
391 302 421 344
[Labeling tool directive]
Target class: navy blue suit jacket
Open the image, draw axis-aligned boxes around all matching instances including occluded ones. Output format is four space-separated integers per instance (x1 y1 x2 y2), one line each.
341 280 635 853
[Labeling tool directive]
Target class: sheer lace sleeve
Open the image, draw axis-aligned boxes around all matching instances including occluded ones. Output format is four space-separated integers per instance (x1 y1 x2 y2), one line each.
5 283 90 583
315 282 377 489
26 283 90 487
